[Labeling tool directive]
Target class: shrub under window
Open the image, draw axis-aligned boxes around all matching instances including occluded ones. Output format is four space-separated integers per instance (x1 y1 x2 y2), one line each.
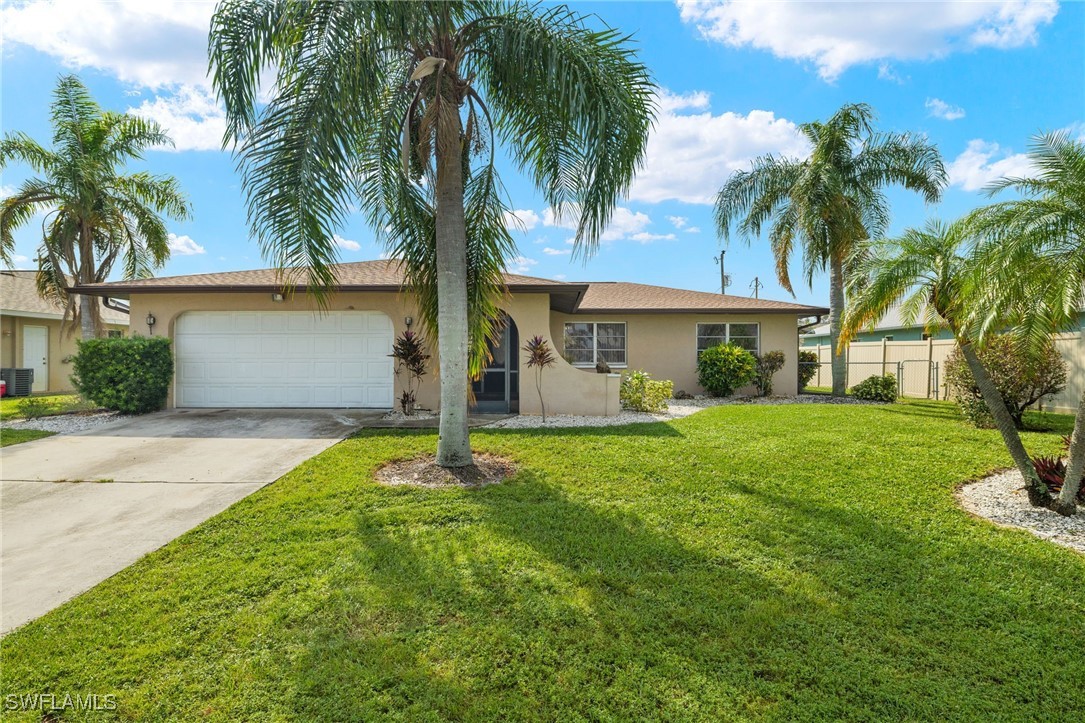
72 336 173 414
697 343 757 397
620 369 673 413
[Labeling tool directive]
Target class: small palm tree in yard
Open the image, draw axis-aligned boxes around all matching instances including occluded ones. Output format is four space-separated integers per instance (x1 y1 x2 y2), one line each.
0 75 191 339
968 131 1085 515
842 219 1052 506
210 1 653 467
714 103 946 398
523 335 556 421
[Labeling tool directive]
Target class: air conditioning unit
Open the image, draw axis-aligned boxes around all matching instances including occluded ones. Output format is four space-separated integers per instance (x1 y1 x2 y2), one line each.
0 368 34 397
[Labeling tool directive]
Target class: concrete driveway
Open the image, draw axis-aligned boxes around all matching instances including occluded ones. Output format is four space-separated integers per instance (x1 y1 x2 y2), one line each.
1 408 382 634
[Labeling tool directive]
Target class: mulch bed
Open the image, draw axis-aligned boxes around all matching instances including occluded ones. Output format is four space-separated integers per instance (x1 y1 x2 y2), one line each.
374 453 515 488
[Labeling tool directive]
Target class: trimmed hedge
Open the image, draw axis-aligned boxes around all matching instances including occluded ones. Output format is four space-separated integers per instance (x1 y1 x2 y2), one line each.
850 374 898 402
72 336 173 414
697 343 757 397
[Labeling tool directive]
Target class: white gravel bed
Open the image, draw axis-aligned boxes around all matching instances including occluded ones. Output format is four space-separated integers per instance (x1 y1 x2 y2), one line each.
958 470 1084 554
3 411 128 435
381 409 437 422
488 394 882 429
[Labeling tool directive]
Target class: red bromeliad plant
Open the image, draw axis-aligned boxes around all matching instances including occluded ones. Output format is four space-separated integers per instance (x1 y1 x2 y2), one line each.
1031 437 1085 503
390 331 430 416
523 335 556 422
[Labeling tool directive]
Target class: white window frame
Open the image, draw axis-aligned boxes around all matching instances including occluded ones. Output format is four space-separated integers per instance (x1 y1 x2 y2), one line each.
563 321 627 368
696 322 761 360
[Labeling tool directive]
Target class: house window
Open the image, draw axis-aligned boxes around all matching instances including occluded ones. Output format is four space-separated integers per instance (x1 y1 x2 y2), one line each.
107 330 123 339
696 322 760 358
563 322 626 367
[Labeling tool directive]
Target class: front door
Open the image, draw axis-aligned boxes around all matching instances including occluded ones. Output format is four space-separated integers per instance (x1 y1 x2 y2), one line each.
471 317 519 413
22 325 48 393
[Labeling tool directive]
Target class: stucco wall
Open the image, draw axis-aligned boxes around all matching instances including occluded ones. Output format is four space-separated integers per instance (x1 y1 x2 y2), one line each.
126 290 619 415
0 314 127 393
549 311 801 397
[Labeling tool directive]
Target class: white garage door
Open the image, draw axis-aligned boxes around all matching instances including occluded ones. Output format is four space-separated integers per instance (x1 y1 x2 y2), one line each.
175 311 394 408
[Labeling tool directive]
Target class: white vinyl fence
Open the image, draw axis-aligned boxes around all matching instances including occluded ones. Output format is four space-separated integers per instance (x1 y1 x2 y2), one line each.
805 331 1084 414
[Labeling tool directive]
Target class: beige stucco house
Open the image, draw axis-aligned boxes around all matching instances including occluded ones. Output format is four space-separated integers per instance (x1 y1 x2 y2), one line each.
73 260 826 415
1 270 129 394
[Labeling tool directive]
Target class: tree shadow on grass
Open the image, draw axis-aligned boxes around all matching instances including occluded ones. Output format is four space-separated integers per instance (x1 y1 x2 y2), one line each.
282 463 1084 721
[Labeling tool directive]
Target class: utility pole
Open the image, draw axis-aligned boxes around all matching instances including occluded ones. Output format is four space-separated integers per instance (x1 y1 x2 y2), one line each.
750 276 763 299
714 251 731 294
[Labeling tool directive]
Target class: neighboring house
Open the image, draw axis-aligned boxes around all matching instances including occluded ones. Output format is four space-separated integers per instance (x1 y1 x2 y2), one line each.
73 260 827 415
802 304 955 346
1 270 129 393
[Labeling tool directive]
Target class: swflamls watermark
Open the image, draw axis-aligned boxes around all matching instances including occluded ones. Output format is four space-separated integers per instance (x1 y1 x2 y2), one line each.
4 693 117 712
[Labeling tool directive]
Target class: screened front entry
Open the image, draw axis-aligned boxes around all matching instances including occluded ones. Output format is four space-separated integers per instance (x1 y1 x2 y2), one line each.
471 316 519 413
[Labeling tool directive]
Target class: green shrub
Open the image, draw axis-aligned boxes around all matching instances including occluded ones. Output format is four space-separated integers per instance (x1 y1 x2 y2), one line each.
72 336 173 414
798 349 818 389
850 374 898 402
17 396 51 419
620 369 673 413
754 350 786 396
943 335 1067 429
697 343 757 397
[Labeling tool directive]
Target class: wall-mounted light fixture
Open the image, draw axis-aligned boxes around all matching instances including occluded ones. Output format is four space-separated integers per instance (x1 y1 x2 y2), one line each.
145 313 156 334
404 316 414 328
271 292 285 303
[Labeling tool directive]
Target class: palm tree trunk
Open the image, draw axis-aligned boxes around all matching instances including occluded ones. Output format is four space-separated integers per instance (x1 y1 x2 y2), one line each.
958 341 1049 506
828 252 847 397
78 293 96 340
1053 388 1085 516
433 107 473 468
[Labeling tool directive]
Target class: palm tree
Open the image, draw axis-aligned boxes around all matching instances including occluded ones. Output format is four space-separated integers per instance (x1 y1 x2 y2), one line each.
0 75 191 339
842 219 1049 505
209 1 654 467
714 103 946 396
968 131 1085 515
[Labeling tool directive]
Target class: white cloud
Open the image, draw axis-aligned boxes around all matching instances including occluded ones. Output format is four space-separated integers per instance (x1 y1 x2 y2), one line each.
926 97 966 121
1 0 215 90
543 206 655 241
629 232 677 243
552 273 567 280
127 86 227 152
503 209 540 232
378 250 399 260
507 255 538 274
677 0 1059 81
666 215 689 229
332 234 361 252
167 232 205 256
542 247 571 256
877 62 907 84
685 226 702 234
947 139 1033 191
629 90 809 205
12 254 30 265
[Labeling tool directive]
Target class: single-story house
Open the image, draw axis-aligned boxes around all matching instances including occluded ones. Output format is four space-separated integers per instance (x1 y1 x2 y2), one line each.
1 270 129 394
73 260 827 415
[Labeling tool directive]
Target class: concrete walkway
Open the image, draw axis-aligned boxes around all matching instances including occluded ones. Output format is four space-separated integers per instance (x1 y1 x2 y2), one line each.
1 408 381 634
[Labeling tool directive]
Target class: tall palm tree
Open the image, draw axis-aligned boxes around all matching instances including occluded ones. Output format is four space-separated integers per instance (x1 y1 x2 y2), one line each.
968 131 1085 515
0 75 191 339
209 1 653 467
842 219 1049 506
714 103 946 396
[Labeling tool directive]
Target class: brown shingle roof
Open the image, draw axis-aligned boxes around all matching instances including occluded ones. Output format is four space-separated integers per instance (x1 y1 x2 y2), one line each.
1 270 129 324
576 281 827 314
72 259 574 294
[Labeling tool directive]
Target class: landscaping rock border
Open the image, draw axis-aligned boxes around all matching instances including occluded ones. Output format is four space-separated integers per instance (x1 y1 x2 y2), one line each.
957 469 1084 554
4 411 129 435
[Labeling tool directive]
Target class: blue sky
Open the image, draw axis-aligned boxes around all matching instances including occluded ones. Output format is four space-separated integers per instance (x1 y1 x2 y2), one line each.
2 0 1081 307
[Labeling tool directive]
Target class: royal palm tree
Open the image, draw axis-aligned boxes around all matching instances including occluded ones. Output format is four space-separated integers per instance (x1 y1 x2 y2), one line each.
842 219 1049 505
0 75 191 339
209 1 653 467
714 103 946 396
968 131 1085 515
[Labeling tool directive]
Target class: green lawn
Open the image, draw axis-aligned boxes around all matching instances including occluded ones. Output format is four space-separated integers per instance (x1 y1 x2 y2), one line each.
0 393 84 421
2 401 1083 721
0 428 55 447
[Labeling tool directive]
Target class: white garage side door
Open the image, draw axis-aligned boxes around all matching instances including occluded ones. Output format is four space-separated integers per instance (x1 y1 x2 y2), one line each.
175 311 394 408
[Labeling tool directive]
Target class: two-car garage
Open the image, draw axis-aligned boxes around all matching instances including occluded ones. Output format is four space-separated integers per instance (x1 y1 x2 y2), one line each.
174 311 395 408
